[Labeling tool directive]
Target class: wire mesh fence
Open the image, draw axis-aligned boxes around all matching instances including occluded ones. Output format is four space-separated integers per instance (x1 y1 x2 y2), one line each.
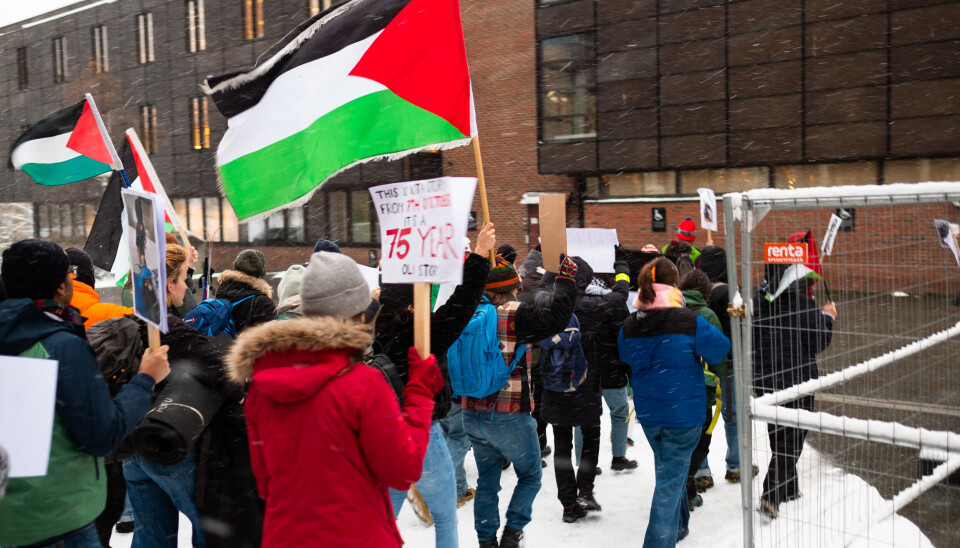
723 183 960 547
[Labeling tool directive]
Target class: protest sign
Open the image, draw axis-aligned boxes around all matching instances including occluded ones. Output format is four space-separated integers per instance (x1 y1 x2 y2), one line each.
0 356 58 477
121 188 168 333
539 193 567 272
698 188 718 232
934 218 960 266
370 177 478 284
566 228 619 273
821 214 842 256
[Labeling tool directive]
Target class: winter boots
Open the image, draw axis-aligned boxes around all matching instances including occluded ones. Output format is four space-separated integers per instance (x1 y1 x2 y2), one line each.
562 503 588 523
500 526 524 547
577 490 602 512
610 456 638 471
759 498 779 519
457 487 476 508
694 475 714 491
725 465 760 483
688 493 703 511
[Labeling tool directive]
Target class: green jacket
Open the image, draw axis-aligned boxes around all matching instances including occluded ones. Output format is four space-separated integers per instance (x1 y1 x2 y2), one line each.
681 289 728 408
0 299 154 545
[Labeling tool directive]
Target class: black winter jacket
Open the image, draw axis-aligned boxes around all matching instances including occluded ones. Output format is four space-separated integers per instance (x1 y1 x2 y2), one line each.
375 253 490 421
215 270 276 335
752 284 834 394
139 310 262 548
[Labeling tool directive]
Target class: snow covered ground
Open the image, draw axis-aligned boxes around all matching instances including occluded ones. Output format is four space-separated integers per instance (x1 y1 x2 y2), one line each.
110 400 933 547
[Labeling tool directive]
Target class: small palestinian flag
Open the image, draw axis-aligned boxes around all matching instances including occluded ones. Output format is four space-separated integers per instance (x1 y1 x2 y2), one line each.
9 95 120 185
203 0 475 221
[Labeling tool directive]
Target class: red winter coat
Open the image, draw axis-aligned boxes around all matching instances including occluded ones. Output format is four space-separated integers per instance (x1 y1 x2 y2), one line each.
226 316 440 547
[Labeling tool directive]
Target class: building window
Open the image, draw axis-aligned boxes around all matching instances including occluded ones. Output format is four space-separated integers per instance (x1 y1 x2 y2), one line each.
140 105 158 154
52 37 67 83
309 0 346 16
244 0 264 40
240 207 308 243
187 0 206 52
774 162 878 189
137 13 155 64
191 97 210 150
35 203 94 243
540 33 596 141
885 158 960 184
17 47 28 90
172 197 239 242
91 25 109 73
679 167 770 195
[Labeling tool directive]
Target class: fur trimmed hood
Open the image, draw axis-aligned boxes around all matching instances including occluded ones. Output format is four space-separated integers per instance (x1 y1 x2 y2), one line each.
218 269 273 298
226 316 371 382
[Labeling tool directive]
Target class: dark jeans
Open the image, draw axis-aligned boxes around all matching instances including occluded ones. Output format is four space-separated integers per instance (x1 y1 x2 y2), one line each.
8 522 100 548
686 408 713 499
552 423 600 507
762 396 814 506
94 462 127 546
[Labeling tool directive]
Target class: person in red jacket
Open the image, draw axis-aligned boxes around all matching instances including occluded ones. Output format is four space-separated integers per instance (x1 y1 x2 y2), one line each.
226 251 443 547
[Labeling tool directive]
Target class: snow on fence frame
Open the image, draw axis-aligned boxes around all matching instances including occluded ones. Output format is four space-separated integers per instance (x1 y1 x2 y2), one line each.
722 182 960 548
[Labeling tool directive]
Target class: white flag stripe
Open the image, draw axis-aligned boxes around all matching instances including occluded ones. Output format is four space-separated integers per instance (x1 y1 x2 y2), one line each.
10 133 81 168
217 32 386 165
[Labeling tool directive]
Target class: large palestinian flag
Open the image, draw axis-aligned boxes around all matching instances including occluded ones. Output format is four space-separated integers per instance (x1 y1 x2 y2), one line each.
8 96 120 185
203 0 475 220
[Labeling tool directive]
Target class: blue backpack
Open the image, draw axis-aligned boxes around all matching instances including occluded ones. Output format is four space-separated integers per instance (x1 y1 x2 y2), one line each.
183 295 254 338
539 314 589 393
446 297 526 398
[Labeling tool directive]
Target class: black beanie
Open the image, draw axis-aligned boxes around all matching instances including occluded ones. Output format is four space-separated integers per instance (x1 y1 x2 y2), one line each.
65 247 96 288
313 239 342 254
496 244 517 265
2 239 70 300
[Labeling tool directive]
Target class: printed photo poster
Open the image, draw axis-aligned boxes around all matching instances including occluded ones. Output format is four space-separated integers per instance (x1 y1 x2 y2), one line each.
934 218 960 267
121 188 168 332
370 176 478 284
566 228 619 273
698 187 718 232
821 213 843 256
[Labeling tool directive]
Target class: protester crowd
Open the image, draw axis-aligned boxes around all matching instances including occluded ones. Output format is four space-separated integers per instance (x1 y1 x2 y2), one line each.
0 216 837 548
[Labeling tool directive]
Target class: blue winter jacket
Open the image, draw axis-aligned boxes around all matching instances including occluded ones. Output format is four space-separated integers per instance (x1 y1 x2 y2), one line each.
618 295 731 429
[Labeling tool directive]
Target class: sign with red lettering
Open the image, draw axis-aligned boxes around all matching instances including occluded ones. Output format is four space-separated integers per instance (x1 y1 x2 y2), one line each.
764 242 808 264
370 177 478 284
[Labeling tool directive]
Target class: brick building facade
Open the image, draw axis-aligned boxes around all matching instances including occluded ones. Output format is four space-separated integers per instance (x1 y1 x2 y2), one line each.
1 0 959 289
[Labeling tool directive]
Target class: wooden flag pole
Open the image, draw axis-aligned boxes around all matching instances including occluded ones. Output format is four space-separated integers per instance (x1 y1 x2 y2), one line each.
147 325 161 350
472 137 496 266
413 282 431 358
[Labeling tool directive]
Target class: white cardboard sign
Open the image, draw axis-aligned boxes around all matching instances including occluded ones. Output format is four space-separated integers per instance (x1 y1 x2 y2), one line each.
698 188 718 232
370 177 478 284
566 228 620 273
121 188 168 332
0 356 58 477
821 213 842 256
934 218 960 267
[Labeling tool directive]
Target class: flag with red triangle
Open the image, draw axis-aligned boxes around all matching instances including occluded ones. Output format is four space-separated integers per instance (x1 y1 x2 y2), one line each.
8 95 121 185
202 0 475 221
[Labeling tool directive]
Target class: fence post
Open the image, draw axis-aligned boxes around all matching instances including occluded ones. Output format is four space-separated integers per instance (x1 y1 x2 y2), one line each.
723 193 754 547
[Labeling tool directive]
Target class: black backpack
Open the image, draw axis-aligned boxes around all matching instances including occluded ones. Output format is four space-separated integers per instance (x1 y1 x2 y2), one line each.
87 316 147 397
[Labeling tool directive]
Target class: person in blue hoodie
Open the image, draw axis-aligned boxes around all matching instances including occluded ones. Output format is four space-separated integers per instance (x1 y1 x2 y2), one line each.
0 239 169 548
618 256 729 547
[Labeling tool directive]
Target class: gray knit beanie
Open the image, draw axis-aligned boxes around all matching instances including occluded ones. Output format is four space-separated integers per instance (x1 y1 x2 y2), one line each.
300 252 371 318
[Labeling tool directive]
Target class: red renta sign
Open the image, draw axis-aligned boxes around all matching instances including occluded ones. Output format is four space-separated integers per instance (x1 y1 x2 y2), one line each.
764 242 808 264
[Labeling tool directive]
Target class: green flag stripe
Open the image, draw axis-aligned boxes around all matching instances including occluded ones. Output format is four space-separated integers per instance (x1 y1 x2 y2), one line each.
218 89 467 220
21 156 112 186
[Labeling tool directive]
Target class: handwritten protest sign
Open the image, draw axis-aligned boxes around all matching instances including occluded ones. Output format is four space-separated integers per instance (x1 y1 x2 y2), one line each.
121 188 168 333
0 356 58 477
370 177 478 284
934 218 960 267
566 228 619 273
